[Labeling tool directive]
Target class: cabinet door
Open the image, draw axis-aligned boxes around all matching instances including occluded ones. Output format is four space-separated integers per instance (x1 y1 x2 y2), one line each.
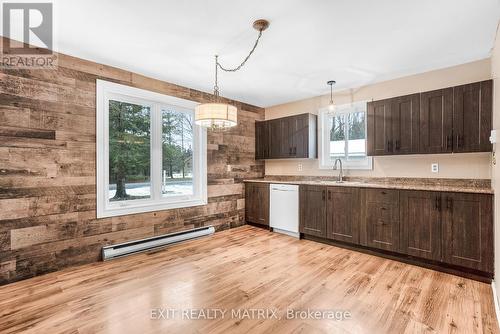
292 114 309 158
453 80 492 153
269 119 283 158
256 183 270 226
420 88 453 153
255 121 268 160
367 99 392 156
399 191 442 261
361 189 400 251
299 185 327 237
326 187 360 244
442 192 493 273
391 94 419 154
245 183 257 223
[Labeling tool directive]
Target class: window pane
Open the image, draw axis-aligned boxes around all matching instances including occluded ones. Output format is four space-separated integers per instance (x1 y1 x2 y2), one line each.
347 111 366 157
329 114 346 158
162 108 194 197
108 100 151 201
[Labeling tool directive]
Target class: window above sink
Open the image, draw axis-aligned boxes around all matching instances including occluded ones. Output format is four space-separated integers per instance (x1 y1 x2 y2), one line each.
318 101 373 170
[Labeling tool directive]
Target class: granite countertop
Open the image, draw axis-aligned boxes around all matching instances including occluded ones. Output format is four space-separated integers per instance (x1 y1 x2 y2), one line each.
243 176 493 194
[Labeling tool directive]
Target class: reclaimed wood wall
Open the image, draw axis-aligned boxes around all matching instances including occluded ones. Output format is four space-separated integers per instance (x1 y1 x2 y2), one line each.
0 43 264 284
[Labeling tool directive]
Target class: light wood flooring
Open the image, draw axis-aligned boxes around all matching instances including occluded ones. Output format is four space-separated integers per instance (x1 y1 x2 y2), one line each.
0 225 498 333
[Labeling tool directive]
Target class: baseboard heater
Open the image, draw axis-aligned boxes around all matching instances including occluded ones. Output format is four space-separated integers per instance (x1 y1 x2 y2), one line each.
102 226 215 261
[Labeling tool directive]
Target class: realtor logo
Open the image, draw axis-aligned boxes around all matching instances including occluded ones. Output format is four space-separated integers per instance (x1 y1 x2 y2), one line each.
1 2 57 68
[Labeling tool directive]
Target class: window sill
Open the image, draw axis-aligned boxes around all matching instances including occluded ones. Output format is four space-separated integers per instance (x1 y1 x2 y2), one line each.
97 197 207 218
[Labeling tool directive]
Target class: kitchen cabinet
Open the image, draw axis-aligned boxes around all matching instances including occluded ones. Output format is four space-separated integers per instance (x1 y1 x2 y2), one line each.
245 182 269 226
367 95 419 156
442 192 493 273
453 80 492 153
367 99 392 156
299 185 327 237
361 189 400 252
255 121 269 159
390 94 420 154
326 187 360 244
399 190 442 261
367 80 493 156
254 113 317 160
420 88 453 153
254 180 494 279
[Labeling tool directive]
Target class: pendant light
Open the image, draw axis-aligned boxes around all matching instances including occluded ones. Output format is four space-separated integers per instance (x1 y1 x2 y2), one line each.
195 19 270 130
327 80 336 111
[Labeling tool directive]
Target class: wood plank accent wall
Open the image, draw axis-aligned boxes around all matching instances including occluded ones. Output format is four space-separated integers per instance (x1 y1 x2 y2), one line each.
0 38 264 284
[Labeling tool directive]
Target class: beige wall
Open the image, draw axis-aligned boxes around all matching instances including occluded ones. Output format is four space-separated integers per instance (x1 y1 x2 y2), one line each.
265 59 493 179
491 25 500 301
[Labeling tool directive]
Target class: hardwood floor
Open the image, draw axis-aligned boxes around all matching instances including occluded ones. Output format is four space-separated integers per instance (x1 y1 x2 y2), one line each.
0 225 498 334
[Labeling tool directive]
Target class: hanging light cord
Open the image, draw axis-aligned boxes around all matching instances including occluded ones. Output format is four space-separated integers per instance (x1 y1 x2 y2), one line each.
213 29 264 97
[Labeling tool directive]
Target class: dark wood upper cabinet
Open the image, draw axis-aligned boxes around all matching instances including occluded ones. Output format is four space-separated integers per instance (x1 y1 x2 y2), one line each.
442 192 493 273
299 185 327 238
245 182 269 226
326 187 360 244
255 121 269 159
360 189 400 252
420 88 453 154
367 95 419 156
391 94 420 154
453 80 493 153
399 190 442 261
255 113 317 160
367 80 492 156
268 119 283 158
367 99 392 156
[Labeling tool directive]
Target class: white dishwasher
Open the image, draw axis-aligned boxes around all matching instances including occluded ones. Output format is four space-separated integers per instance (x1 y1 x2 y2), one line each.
270 184 299 238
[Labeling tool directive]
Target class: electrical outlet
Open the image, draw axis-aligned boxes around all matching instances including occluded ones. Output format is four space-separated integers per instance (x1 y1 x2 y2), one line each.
431 163 439 173
226 165 231 172
298 163 303 172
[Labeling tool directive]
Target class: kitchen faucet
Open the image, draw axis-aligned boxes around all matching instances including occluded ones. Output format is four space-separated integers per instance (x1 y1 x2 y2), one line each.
333 158 343 183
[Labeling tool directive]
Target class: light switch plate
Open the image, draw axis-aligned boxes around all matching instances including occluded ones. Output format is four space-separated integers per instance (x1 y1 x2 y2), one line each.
431 163 439 173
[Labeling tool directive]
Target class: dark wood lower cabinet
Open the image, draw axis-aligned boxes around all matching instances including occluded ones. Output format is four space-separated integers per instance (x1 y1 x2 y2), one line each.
295 184 494 280
299 185 327 237
361 189 400 252
326 187 360 244
245 182 269 226
399 191 441 261
442 192 493 273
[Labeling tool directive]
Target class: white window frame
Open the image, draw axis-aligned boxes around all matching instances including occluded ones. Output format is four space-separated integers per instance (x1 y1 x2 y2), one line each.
96 80 207 218
318 101 373 170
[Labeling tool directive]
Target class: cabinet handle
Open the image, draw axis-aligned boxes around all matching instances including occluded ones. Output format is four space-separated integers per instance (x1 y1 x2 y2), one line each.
446 197 453 211
395 140 400 151
434 197 441 211
456 135 463 149
293 147 297 155
387 140 392 152
322 190 326 201
328 190 331 200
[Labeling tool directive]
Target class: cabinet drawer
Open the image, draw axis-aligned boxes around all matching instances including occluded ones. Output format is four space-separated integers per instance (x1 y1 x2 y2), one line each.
364 188 399 203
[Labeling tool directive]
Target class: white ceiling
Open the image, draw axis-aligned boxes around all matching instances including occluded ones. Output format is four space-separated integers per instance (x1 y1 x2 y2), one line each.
51 0 499 107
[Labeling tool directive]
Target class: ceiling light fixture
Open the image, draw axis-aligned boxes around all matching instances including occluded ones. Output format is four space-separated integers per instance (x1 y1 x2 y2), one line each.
327 80 336 111
195 19 270 130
